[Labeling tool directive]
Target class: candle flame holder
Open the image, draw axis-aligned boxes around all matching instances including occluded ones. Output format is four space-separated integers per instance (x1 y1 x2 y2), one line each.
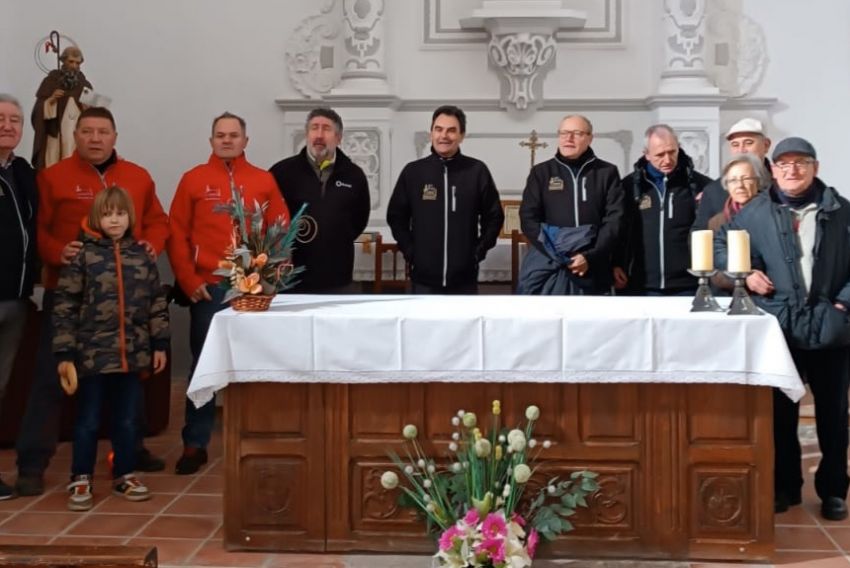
687 269 724 312
725 271 763 316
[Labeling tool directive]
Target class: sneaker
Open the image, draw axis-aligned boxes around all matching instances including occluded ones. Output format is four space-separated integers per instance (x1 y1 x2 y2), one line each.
175 447 208 476
112 473 151 502
15 474 44 497
0 477 14 501
135 448 166 472
67 475 94 511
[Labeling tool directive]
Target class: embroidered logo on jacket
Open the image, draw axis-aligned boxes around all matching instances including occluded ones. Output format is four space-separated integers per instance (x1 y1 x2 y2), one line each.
335 180 353 189
422 184 438 200
638 193 652 210
74 186 94 200
548 177 564 191
203 186 222 201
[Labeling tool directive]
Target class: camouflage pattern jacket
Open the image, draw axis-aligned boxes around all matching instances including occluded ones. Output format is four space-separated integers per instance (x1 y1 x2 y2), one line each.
53 223 170 376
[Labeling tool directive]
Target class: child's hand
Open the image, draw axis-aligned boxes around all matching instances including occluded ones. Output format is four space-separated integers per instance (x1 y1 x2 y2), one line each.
57 362 78 395
152 351 167 374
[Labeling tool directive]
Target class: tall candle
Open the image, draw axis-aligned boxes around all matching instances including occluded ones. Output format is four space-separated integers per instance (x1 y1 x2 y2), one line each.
691 230 713 271
727 230 751 273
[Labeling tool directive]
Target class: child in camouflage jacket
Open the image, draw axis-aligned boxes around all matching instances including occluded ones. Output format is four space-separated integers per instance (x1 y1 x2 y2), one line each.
52 186 169 511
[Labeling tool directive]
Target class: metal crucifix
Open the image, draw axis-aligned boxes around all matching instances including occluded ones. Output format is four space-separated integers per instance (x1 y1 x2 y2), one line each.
519 130 548 170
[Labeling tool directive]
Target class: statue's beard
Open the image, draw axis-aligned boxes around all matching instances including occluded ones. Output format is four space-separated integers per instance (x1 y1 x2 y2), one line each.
60 69 81 91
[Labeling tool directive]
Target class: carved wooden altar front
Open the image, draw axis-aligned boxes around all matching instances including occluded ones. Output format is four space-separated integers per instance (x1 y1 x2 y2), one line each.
222 380 773 561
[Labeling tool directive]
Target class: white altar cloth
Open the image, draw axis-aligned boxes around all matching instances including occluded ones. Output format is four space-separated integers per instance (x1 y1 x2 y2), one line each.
187 295 804 407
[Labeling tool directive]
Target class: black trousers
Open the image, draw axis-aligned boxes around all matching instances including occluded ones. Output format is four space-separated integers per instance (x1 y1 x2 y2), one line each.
774 347 850 501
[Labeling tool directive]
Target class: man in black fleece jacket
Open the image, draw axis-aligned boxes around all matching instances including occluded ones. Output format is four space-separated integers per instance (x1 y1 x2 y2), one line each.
387 105 503 294
270 108 370 293
519 114 624 295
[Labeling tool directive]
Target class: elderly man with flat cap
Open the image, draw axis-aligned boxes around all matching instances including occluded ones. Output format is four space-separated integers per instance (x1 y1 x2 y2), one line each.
715 137 850 521
693 118 772 230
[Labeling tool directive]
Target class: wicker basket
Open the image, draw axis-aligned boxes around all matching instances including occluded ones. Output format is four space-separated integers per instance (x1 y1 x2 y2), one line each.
230 294 275 312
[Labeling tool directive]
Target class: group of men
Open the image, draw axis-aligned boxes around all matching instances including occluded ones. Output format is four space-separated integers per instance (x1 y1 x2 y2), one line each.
1 86 848 522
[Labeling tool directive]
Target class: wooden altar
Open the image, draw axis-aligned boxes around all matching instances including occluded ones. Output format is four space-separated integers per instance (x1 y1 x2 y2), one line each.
222 381 773 561
189 294 803 561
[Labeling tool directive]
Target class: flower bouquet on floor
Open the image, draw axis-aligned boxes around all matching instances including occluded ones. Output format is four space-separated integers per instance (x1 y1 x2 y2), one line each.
380 401 599 568
213 187 307 311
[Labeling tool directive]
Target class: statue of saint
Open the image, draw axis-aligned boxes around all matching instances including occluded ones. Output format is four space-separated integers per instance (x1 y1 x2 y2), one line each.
31 45 93 170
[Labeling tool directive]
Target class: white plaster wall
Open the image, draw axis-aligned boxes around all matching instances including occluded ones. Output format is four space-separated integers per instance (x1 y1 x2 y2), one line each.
3 0 850 375
742 0 850 185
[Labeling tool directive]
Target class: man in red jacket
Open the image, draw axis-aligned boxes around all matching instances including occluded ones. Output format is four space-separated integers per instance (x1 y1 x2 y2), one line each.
15 107 170 496
168 112 289 474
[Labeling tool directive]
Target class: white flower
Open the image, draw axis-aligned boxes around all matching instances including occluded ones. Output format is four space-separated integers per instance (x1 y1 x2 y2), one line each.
498 434 506 443
457 409 465 418
451 462 462 473
502 483 512 497
404 465 414 475
474 438 492 458
547 485 556 495
543 440 552 449
423 493 431 503
427 464 436 474
462 412 477 428
426 502 436 512
380 471 399 490
417 459 426 469
513 463 532 484
451 432 460 441
449 442 458 452
451 416 460 426
507 429 526 452
528 438 537 449
423 479 432 489
403 424 418 439
526 405 541 421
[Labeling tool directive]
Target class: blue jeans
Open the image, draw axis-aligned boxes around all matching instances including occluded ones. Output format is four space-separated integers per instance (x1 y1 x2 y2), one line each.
182 285 228 450
16 291 153 477
72 372 141 479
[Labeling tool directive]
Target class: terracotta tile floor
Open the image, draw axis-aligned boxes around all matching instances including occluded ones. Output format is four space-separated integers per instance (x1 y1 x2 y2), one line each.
0 384 846 567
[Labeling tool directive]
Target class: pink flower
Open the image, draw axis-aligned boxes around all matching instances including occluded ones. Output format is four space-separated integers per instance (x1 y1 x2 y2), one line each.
475 536 506 564
527 528 540 558
463 509 480 526
481 512 507 539
512 513 526 527
438 525 463 552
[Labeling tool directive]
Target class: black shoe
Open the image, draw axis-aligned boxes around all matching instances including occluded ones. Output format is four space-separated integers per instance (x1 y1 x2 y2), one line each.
14 475 44 497
821 497 848 521
0 477 14 501
135 448 165 472
774 492 802 514
175 448 208 475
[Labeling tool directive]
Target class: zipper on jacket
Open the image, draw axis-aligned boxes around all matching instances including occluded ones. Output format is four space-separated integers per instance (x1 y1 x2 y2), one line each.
452 185 457 212
0 176 29 297
442 165 449 287
560 158 596 227
581 178 587 202
113 241 129 372
645 172 667 290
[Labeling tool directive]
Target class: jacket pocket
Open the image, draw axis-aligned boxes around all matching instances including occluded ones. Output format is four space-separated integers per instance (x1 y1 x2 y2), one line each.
790 300 850 350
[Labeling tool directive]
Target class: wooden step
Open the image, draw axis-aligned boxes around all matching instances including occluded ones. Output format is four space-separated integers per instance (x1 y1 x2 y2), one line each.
0 545 156 567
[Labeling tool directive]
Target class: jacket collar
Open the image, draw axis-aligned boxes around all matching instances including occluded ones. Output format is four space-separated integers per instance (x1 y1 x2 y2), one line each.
206 152 250 173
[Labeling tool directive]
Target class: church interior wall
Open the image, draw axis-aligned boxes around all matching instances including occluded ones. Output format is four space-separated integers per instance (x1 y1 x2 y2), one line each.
3 0 849 376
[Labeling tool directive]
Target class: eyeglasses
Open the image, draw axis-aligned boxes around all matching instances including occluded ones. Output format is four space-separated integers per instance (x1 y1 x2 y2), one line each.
725 176 758 186
774 159 815 172
557 130 589 139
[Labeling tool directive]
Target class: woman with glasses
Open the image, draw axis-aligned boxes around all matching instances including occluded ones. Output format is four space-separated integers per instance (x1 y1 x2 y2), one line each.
708 153 770 290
